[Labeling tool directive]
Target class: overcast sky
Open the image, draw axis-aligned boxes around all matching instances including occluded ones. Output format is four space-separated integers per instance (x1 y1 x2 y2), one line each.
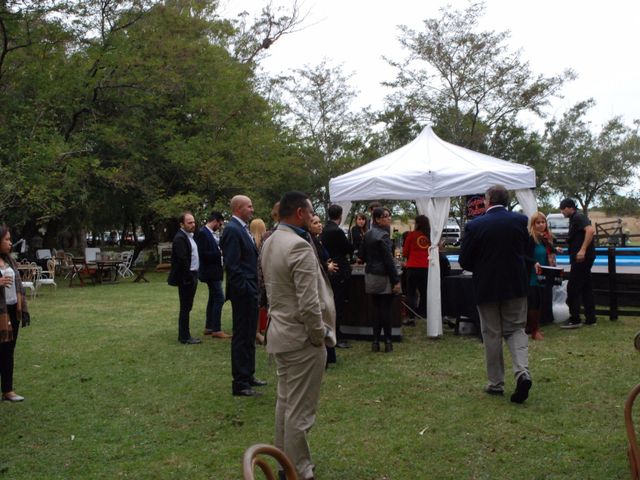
222 0 640 132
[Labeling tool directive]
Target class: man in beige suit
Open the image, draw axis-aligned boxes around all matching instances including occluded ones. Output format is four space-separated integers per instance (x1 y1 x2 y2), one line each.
261 191 336 480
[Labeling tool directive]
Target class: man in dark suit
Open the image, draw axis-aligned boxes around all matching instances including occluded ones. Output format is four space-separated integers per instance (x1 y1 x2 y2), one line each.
167 212 201 345
459 185 532 403
196 211 231 339
220 195 266 397
321 204 354 350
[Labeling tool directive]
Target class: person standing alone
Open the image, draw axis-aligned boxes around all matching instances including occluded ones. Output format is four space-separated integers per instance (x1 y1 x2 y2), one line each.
459 185 532 403
559 198 597 328
167 212 201 345
196 211 231 339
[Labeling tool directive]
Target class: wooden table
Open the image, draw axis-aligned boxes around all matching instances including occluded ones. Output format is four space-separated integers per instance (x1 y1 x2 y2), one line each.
94 260 123 284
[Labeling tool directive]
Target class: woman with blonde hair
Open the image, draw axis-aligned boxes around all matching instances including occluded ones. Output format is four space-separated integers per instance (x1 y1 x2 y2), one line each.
526 212 556 340
250 218 267 344
249 218 267 249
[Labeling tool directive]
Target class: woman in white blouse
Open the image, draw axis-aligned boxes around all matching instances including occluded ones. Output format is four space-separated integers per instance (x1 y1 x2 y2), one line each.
0 224 30 402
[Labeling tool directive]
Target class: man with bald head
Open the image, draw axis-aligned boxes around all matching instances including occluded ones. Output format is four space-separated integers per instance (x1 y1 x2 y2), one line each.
220 195 266 396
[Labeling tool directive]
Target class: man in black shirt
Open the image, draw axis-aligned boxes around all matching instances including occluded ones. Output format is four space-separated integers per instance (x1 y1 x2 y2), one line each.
321 204 354 349
559 198 597 328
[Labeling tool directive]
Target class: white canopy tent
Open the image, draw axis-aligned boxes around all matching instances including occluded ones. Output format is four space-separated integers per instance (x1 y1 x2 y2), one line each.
329 126 537 337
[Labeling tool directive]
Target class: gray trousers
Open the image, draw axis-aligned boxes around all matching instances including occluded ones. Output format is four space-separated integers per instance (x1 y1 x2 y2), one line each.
477 296 530 391
274 342 327 480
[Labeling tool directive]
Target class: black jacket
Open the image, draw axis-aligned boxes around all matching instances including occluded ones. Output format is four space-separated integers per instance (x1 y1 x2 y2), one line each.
167 230 195 287
359 224 400 285
321 221 353 278
195 226 223 282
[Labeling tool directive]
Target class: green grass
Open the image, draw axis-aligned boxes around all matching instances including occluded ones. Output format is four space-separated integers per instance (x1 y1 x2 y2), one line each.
1 273 639 479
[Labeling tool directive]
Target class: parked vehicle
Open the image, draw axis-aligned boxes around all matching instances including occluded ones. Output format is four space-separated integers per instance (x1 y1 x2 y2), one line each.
546 213 569 245
442 217 461 246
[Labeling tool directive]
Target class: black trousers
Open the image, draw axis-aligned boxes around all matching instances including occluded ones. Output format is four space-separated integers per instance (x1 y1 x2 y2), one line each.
230 286 258 392
177 272 198 341
567 257 596 323
0 304 19 394
406 267 428 319
371 294 393 342
329 273 350 341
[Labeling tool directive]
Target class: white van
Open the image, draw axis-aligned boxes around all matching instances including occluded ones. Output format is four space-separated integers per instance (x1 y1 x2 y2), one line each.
546 213 569 245
442 217 461 246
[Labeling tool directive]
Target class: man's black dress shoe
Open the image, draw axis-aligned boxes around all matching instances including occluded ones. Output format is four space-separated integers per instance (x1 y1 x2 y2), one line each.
179 337 202 344
250 378 268 387
233 388 263 397
510 373 532 404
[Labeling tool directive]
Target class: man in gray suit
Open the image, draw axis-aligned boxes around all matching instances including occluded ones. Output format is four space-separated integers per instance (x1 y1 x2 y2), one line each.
261 191 336 480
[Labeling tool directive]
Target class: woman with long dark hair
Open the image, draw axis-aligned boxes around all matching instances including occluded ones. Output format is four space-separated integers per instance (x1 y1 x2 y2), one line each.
0 224 30 402
359 207 401 352
402 215 430 325
350 213 368 258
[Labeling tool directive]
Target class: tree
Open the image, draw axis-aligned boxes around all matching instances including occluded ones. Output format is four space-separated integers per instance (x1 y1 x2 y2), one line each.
385 1 572 152
274 60 373 213
599 193 640 217
544 99 640 214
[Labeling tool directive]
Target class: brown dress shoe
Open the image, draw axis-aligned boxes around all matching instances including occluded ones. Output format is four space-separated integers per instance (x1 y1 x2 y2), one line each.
2 391 25 402
211 331 232 339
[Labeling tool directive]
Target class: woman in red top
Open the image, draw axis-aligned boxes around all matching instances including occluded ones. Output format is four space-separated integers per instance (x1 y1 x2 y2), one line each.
402 215 430 325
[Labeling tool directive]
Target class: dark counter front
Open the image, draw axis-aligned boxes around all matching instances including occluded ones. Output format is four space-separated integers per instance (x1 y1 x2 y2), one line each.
442 272 480 337
342 266 403 341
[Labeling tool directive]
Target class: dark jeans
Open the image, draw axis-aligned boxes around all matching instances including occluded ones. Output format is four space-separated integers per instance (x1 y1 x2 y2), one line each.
230 287 258 392
567 257 596 322
177 272 198 341
0 304 19 393
329 274 350 341
371 294 393 342
204 279 224 332
406 268 428 319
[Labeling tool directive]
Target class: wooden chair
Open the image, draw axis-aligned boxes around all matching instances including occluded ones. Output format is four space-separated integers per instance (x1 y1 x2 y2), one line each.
17 261 38 299
242 444 298 480
626 383 640 479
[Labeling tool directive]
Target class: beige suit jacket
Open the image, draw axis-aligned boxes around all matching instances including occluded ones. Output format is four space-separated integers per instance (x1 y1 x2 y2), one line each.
261 224 337 354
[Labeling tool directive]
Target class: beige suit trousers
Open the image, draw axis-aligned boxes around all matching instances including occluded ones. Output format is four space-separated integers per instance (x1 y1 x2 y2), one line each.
274 343 327 480
476 296 530 391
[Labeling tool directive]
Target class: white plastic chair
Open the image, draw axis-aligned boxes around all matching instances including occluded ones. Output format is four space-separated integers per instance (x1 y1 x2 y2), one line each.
118 251 134 278
84 247 101 263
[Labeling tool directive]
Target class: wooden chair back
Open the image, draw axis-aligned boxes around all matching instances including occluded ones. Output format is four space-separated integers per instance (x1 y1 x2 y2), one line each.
242 444 298 480
627 383 640 479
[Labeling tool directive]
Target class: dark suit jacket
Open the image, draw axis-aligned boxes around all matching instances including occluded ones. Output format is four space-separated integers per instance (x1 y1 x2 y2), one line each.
458 206 529 304
321 221 353 277
167 230 195 287
195 226 223 282
219 217 258 298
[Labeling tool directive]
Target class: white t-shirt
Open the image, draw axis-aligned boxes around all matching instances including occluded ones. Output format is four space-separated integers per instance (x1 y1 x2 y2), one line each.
1 265 17 305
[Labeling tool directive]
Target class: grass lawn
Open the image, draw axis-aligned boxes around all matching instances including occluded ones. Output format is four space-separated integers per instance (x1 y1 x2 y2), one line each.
1 272 639 479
